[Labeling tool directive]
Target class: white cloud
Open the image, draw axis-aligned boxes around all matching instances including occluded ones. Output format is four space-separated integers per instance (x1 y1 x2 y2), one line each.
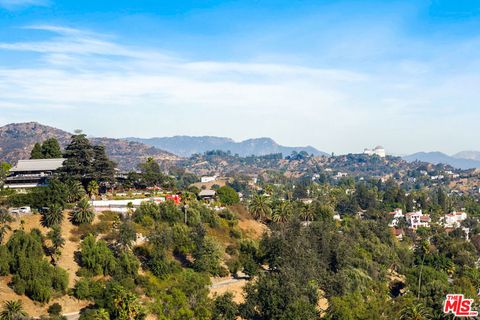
0 25 479 154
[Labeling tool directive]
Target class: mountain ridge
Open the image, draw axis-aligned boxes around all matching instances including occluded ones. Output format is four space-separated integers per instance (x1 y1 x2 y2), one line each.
403 151 480 170
0 122 178 170
126 135 329 157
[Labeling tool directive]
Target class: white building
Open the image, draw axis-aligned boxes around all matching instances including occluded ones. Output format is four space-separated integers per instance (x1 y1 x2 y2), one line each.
442 211 467 228
387 208 404 227
201 176 217 183
406 210 431 230
364 146 386 158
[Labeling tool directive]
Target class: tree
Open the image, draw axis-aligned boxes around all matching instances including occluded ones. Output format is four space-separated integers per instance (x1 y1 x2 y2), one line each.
47 224 65 262
138 157 167 187
399 301 432 320
80 235 116 276
41 204 64 228
30 142 43 159
271 201 292 223
47 302 62 316
216 186 240 206
70 198 95 225
88 180 99 198
92 145 115 183
0 162 12 187
117 221 136 249
106 284 145 320
248 195 271 222
0 208 13 244
0 300 27 320
60 133 95 182
41 138 62 159
65 180 86 203
212 293 238 320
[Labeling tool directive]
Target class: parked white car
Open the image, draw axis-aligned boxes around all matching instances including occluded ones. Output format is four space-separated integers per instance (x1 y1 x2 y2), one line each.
19 206 32 214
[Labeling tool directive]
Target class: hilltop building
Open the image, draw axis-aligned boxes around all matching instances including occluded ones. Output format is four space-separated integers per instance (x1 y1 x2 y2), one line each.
364 146 386 158
4 158 65 189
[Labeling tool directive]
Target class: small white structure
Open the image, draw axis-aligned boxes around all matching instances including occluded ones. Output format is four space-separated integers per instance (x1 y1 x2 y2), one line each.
442 211 467 228
406 210 430 230
387 208 404 227
364 146 386 158
91 197 166 213
201 176 217 183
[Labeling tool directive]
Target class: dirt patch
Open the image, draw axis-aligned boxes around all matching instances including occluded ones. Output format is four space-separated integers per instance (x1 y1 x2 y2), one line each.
57 211 82 288
209 277 247 304
237 219 268 240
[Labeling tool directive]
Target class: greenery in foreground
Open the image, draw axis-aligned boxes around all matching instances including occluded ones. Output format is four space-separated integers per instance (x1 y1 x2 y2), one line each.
0 134 478 319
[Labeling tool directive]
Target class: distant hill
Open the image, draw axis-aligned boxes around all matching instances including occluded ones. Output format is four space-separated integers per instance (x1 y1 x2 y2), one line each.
403 151 480 170
126 136 329 157
453 150 480 162
0 122 178 170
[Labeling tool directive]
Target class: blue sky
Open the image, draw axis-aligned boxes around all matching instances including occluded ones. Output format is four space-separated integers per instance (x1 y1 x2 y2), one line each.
0 0 479 155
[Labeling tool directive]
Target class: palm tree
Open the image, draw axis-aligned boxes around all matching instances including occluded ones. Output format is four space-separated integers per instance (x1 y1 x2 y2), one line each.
66 180 86 203
248 195 271 222
0 225 11 245
47 224 65 262
0 208 13 245
41 203 64 227
0 300 28 320
300 204 315 222
70 198 95 225
399 302 432 320
272 201 292 223
87 180 99 198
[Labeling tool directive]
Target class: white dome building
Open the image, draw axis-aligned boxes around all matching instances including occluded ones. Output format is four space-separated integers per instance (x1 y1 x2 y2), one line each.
374 146 386 158
364 146 386 158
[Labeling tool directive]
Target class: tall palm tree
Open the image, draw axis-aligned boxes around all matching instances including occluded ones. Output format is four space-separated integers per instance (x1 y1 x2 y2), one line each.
248 195 271 222
41 203 64 228
0 300 28 320
47 224 65 264
70 198 95 225
272 201 293 223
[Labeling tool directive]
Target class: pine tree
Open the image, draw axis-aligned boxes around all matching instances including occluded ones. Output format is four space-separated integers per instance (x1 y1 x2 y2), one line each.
30 143 43 159
41 138 62 159
60 133 95 182
92 145 115 183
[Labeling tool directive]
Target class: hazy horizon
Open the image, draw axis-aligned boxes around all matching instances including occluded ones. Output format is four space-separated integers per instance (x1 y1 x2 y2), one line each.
1 1 480 155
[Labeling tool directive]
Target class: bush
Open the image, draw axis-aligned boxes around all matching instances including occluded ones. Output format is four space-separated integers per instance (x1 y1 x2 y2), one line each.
48 302 62 316
217 186 240 206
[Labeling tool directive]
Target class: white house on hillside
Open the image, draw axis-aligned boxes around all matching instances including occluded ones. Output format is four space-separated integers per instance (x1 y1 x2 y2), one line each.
406 210 431 230
442 211 468 228
387 208 404 227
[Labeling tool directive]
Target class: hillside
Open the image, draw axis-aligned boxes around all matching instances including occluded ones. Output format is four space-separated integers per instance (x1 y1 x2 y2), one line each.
0 122 178 170
403 151 480 170
454 150 480 161
127 135 328 157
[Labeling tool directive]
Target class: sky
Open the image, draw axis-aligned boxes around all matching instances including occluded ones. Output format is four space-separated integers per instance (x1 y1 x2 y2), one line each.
0 0 479 155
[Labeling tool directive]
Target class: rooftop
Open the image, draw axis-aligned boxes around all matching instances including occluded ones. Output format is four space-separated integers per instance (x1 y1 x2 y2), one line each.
10 158 65 172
